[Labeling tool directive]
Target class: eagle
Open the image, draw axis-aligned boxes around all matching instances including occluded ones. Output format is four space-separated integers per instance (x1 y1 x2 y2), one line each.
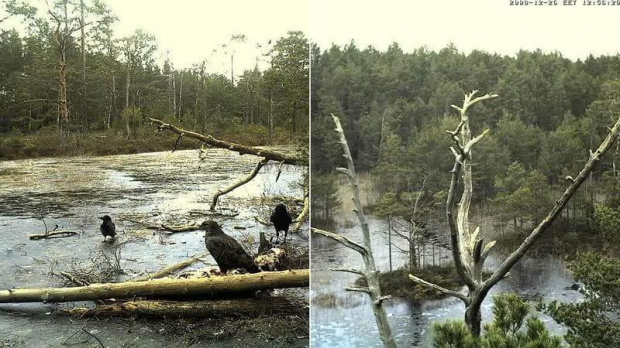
270 203 293 243
99 215 116 242
201 220 259 274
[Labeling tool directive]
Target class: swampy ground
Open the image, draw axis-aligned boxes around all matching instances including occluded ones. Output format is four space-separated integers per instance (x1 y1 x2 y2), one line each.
0 148 308 347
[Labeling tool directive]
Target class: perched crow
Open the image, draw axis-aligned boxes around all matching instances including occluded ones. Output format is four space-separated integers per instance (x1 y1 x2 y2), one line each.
201 220 259 274
99 215 116 242
270 203 292 243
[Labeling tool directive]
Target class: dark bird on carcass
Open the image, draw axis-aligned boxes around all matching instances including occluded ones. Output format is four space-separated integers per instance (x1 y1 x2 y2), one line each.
99 215 116 242
201 220 260 274
270 203 292 244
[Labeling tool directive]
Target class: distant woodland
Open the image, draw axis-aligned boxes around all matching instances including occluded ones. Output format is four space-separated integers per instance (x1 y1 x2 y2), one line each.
0 0 308 158
312 42 620 207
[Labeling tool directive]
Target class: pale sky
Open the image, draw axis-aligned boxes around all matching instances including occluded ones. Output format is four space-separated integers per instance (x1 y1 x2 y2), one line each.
1 0 310 75
105 0 310 73
311 0 620 60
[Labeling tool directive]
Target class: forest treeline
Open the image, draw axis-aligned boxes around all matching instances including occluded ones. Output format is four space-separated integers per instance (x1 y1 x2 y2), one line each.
0 0 308 158
311 42 620 218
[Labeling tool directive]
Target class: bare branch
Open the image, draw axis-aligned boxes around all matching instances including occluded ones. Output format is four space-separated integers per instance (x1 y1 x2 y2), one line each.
331 268 364 276
311 228 367 257
483 110 620 292
345 286 371 294
149 118 307 165
408 274 468 303
374 295 392 306
210 158 269 210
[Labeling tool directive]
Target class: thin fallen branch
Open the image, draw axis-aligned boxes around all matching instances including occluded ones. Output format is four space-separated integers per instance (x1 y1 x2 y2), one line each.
29 231 78 240
210 158 269 210
145 223 200 233
150 118 307 165
130 251 209 282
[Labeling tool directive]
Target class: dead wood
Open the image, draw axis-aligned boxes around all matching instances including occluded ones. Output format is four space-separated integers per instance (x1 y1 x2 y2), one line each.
0 269 309 303
149 118 308 166
145 222 200 233
29 230 78 240
210 158 269 210
62 297 305 319
130 251 209 282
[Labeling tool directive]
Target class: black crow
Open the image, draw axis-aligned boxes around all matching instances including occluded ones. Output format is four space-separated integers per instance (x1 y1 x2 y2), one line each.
270 203 292 243
201 220 259 274
99 215 116 242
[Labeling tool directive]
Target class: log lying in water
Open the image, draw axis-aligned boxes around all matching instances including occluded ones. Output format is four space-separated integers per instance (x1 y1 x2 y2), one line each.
63 297 306 318
29 230 78 240
0 269 309 303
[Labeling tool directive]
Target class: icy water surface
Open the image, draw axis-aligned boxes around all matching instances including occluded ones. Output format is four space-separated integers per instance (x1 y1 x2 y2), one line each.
0 148 308 347
311 215 581 347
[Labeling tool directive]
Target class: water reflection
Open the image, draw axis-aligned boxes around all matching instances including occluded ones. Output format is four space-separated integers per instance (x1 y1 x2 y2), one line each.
311 214 580 347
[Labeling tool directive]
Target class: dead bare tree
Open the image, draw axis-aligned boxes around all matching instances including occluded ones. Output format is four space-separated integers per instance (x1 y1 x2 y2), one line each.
311 114 397 348
408 90 620 336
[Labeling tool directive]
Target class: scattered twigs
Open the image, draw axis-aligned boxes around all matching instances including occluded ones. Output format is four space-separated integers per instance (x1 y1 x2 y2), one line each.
210 158 269 210
81 328 104 348
5 243 25 253
130 251 209 282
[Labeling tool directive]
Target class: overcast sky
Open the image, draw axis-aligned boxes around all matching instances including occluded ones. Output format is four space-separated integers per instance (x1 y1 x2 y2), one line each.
311 0 620 60
1 0 309 75
106 0 309 74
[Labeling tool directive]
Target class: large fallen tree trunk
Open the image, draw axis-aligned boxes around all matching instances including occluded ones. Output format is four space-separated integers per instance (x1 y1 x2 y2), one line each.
149 118 307 166
0 269 309 303
63 297 306 318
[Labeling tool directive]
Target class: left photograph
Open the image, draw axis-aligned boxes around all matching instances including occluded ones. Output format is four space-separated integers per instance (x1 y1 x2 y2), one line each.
0 0 309 346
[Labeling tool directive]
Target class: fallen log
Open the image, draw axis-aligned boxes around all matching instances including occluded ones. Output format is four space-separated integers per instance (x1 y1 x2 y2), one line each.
0 269 309 303
29 230 78 240
62 297 306 318
149 118 308 166
130 251 209 282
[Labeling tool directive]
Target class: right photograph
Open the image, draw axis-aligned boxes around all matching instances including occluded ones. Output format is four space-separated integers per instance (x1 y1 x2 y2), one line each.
310 1 620 347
